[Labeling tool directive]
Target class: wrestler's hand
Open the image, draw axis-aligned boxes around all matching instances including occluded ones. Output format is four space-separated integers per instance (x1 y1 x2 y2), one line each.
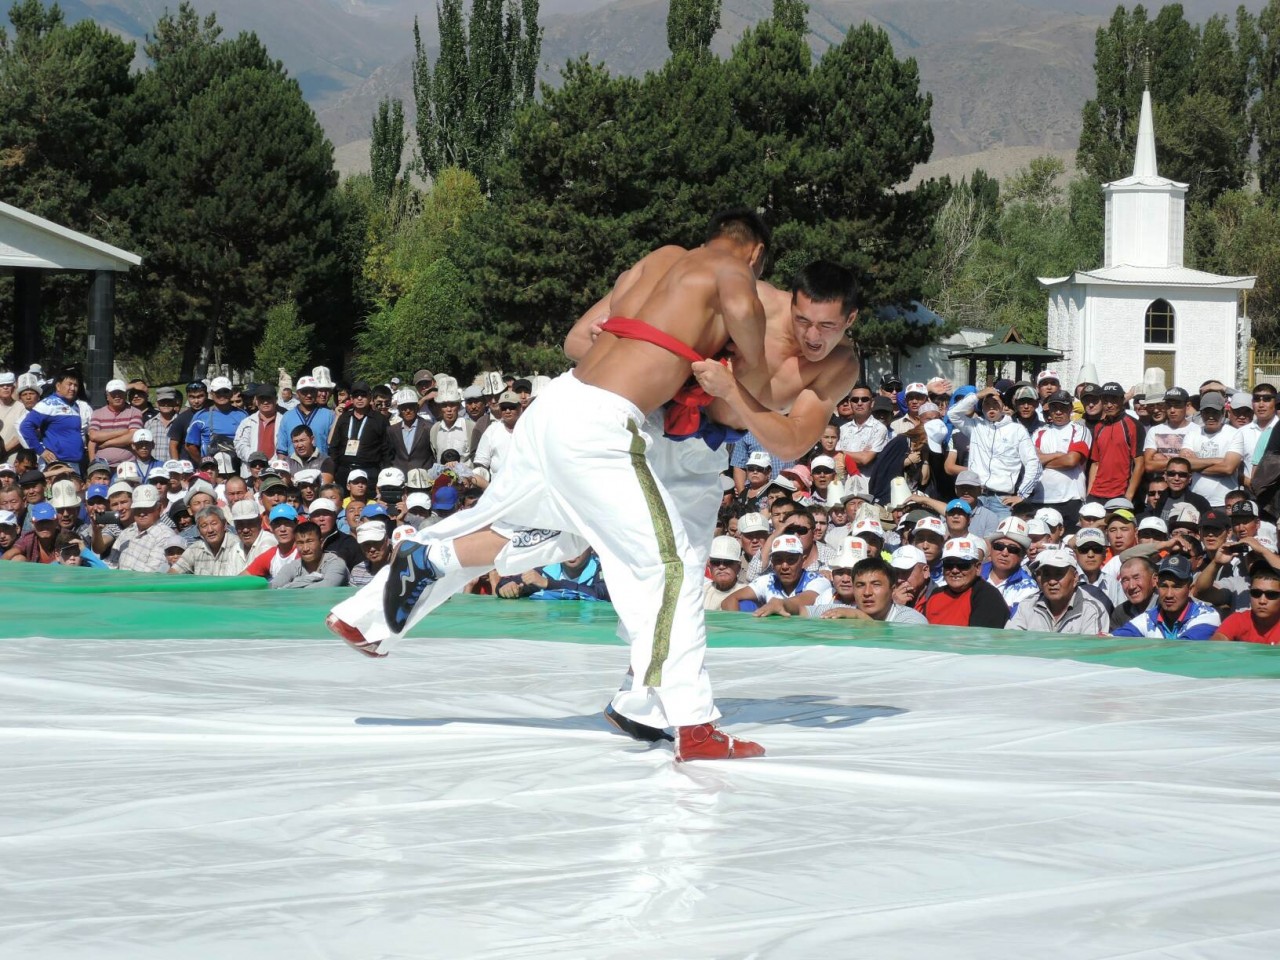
589 317 607 341
692 359 736 400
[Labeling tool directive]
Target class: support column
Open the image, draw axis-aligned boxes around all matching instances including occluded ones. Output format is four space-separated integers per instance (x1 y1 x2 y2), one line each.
14 269 41 370
87 270 114 403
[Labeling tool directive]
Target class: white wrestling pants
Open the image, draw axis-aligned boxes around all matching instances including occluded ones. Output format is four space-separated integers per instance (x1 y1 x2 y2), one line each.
330 372 724 728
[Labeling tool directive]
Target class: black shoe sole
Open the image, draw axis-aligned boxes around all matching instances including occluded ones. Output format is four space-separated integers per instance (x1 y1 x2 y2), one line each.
603 705 674 743
383 543 432 635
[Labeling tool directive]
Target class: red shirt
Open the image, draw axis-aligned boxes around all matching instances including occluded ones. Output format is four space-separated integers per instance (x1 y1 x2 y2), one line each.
1088 417 1139 498
1216 610 1280 645
924 588 972 627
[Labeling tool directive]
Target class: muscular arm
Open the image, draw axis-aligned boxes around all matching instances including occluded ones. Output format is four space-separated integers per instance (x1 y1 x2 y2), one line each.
563 246 689 362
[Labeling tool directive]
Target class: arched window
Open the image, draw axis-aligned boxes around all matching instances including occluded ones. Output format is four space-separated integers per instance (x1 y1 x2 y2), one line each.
1145 299 1175 344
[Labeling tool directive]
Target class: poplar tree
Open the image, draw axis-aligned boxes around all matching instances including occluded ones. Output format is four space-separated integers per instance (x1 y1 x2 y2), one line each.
370 97 406 202
667 0 720 58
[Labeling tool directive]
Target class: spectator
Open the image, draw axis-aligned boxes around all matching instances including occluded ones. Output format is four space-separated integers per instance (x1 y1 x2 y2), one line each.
107 485 183 572
184 377 247 469
891 382 928 434
1241 383 1278 484
983 517 1039 615
472 390 521 489
1180 392 1244 507
1144 387 1200 475
20 369 89 468
735 450 773 510
143 387 181 457
412 370 438 425
241 504 301 580
125 429 163 482
349 521 392 587
230 500 276 563
404 492 433 529
234 385 281 475
462 384 492 448
278 376 335 458
286 425 335 482
910 515 947 584
722 532 833 615
731 430 796 500
430 385 473 463
1212 564 1280 644
703 535 743 610
1113 555 1220 639
1036 370 1061 402
171 506 247 576
949 388 1041 533
1111 554 1158 630
889 544 930 611
0 370 22 462
90 481 137 555
4 501 61 562
736 512 770 583
330 381 393 486
1192 504 1280 614
1087 383 1142 503
0 509 19 553
499 547 611 601
270 520 349 588
389 388 433 473
922 537 1010 628
167 382 207 461
1030 389 1090 528
49 480 91 542
87 378 143 467
808 455 837 505
1007 548 1110 633
308 497 362 570
1071 527 1117 606
1010 384 1042 435
814 552 927 624
942 498 972 539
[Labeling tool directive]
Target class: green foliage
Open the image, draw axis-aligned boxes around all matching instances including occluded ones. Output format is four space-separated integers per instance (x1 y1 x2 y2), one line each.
667 0 721 58
353 259 473 383
1188 192 1280 346
370 98 406 202
412 0 541 186
253 300 313 383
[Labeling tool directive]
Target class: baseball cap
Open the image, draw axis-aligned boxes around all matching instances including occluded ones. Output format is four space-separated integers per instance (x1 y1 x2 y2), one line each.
904 382 927 397
745 451 772 470
1100 381 1125 398
994 516 1031 549
268 504 299 524
156 387 179 402
259 476 288 494
184 479 215 504
1231 390 1253 410
267 458 290 475
810 455 836 473
131 429 153 444
29 502 56 522
294 469 321 486
308 497 338 515
347 468 369 483
413 369 434 385
738 512 769 535
405 492 433 512
0 464 14 478
209 376 233 393
1167 502 1201 527
1107 509 1136 525
377 467 406 489
852 517 885 539
709 535 743 563
879 373 903 390
1035 548 1076 571
131 485 162 510
890 544 927 570
349 380 372 396
770 533 804 556
462 385 483 401
1164 387 1190 404
923 419 948 455
393 388 420 408
107 480 134 500
871 397 896 416
1104 496 1135 512
911 516 947 540
1036 370 1060 384
1156 554 1194 582
361 504 390 519
49 481 81 509
1034 507 1064 529
1073 527 1107 549
955 469 981 489
1045 390 1073 407
1198 392 1226 413
498 390 521 406
186 380 207 392
1138 516 1169 535
433 486 459 511
295 376 318 392
941 537 980 562
831 538 874 568
945 498 972 515
1200 507 1230 529
1013 385 1037 402
356 522 389 544
1078 501 1107 520
19 469 44 486
246 451 269 466
230 500 260 523
0 509 16 528
86 484 109 502
105 378 127 394
0 371 13 386
1027 518 1051 537
1231 499 1259 519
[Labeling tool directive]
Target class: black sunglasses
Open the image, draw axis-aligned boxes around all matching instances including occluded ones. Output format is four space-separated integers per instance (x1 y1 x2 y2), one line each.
928 393 951 402
784 523 813 535
1075 545 1106 555
1250 588 1280 599
1165 470 1190 478
1254 394 1275 402
499 403 519 411
941 559 975 570
709 558 738 567
849 396 872 403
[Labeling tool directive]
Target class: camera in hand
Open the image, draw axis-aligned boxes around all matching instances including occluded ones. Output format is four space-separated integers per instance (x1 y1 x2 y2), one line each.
1225 542 1251 555
381 486 404 506
96 510 120 525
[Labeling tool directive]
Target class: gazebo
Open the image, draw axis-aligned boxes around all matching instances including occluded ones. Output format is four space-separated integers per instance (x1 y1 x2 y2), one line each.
0 201 142 401
948 325 1064 386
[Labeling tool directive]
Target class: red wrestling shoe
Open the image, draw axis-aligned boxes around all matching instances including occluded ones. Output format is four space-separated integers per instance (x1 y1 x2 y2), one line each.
674 723 765 761
326 614 385 658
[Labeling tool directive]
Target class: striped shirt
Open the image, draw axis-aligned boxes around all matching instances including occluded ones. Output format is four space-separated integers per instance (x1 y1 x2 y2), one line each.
172 536 247 576
109 523 185 572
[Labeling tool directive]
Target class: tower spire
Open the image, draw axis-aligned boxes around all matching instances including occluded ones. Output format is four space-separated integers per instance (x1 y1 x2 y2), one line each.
1132 85 1158 178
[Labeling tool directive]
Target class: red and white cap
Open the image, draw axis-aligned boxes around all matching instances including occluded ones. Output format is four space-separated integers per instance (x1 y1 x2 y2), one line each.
771 533 805 556
911 516 947 540
942 537 981 561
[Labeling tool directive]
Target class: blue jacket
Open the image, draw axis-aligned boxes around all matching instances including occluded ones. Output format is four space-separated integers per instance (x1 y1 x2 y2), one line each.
278 406 336 457
1112 599 1220 640
19 395 86 462
530 555 610 602
185 407 247 456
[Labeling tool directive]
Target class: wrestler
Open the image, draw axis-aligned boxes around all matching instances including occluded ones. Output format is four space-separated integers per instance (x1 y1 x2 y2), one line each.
329 209 771 761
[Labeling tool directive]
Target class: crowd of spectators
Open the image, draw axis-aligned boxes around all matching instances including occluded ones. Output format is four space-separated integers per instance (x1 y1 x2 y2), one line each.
2 362 1279 646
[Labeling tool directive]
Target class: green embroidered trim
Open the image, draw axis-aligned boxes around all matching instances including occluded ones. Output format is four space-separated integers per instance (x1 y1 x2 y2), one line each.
627 421 682 686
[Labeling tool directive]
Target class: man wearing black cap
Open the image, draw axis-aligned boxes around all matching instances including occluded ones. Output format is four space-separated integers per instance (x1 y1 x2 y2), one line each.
1030 389 1090 528
878 373 903 413
1087 381 1143 503
1180 392 1244 507
1112 555 1221 639
330 381 392 487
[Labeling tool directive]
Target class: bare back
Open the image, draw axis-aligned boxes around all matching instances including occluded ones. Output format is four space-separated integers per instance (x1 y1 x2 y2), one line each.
575 244 763 415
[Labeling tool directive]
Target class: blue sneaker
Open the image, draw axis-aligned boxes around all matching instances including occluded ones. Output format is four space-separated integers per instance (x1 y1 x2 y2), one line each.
383 541 443 634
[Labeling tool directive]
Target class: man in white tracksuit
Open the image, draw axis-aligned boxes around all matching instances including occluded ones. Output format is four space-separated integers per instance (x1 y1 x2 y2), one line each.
947 386 1042 540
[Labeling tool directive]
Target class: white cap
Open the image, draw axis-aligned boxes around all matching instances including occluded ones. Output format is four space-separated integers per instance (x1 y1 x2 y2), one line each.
131 485 162 509
209 376 233 393
230 500 261 522
347 468 368 482
390 523 417 546
406 468 432 489
1033 507 1064 529
709 535 743 562
178 460 195 474
904 382 927 397
993 516 1031 549
852 517 885 539
393 388 420 408
890 544 928 570
810 455 837 472
1072 527 1107 548
924 419 948 454
1035 547 1076 570
114 461 140 483
437 387 463 404
295 375 318 392
767 475 797 492
969 535 988 559
107 481 134 500
0 371 14 386
184 479 215 503
267 458 291 475
771 533 805 555
1027 518 1051 537
405 492 433 512
720 474 735 492
294 469 321 485
1167 502 1200 526
1138 516 1169 535
105 378 127 394
942 537 981 562
377 467 406 488
832 538 874 568
308 497 338 514
131 429 154 444
213 452 235 474
745 451 772 470
357 522 389 544
0 509 17 527
1078 501 1107 520
311 366 335 388
462 385 484 401
150 467 170 480
911 516 947 540
49 480 81 509
738 512 769 535
1037 369 1061 384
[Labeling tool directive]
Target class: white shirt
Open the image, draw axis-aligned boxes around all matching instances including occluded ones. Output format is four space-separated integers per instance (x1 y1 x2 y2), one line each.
1030 420 1091 503
473 424 514 479
1186 424 1245 506
837 418 888 456
1143 422 1201 458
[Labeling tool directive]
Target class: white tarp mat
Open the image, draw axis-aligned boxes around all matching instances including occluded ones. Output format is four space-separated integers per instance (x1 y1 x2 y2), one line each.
2 636 1280 958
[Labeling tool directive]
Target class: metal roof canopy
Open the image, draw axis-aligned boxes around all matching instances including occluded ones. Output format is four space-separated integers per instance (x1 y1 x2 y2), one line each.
948 326 1063 384
0 200 142 402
